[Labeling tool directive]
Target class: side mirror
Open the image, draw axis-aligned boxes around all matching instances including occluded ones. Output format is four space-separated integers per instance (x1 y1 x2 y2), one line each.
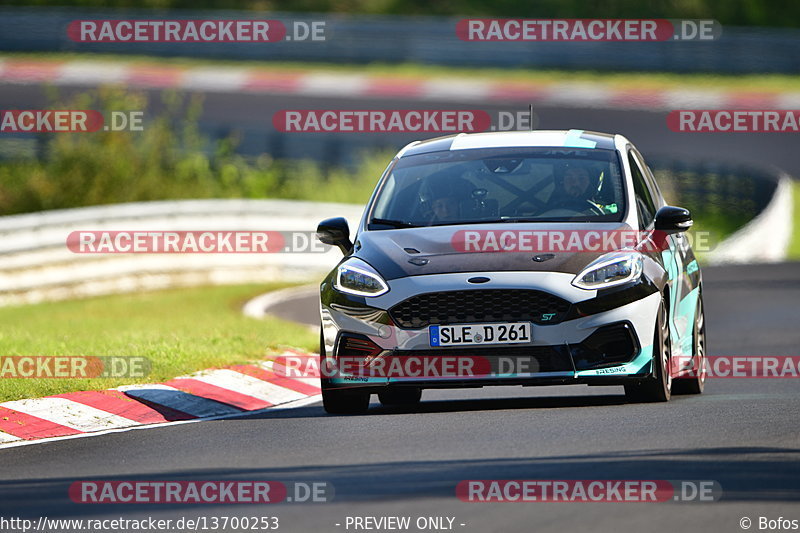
316 217 353 254
654 205 693 233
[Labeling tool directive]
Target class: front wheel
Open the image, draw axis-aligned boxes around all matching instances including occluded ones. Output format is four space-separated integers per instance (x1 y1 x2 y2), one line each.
625 298 672 403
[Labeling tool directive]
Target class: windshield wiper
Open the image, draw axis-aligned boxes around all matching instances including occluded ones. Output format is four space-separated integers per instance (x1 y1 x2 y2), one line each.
371 217 559 229
370 218 420 228
498 216 542 223
428 218 541 226
498 216 594 223
426 219 513 227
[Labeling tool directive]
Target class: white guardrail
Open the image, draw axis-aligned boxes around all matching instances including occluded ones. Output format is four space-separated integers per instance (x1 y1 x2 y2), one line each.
0 180 792 306
0 199 363 306
705 174 794 265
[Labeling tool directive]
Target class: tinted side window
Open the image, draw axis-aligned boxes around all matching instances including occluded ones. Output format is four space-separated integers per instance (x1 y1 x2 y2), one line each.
628 152 657 227
635 152 664 206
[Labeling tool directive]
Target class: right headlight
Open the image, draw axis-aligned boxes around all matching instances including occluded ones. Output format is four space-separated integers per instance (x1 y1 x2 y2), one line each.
334 258 389 297
572 251 643 290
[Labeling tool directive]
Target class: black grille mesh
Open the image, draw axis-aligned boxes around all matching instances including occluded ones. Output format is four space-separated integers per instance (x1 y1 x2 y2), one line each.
389 289 571 329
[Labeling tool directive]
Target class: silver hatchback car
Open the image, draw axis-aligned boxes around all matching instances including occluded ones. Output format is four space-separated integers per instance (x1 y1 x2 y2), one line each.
316 130 706 414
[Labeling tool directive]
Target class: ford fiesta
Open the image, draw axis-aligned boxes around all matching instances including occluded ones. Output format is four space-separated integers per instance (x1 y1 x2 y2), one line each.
315 130 706 414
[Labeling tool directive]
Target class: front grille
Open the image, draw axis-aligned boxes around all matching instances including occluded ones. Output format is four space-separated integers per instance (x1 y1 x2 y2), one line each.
389 289 571 329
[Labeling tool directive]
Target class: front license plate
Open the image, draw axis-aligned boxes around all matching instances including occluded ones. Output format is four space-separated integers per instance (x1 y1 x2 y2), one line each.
429 323 532 347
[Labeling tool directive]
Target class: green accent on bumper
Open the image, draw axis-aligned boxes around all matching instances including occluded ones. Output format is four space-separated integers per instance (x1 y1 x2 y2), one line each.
574 344 654 377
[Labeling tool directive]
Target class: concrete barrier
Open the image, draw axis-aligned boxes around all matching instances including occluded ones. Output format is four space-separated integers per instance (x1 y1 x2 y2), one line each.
0 199 363 305
706 174 793 264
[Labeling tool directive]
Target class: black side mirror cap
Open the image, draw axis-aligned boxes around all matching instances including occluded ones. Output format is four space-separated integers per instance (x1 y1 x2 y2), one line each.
654 205 693 233
316 217 353 254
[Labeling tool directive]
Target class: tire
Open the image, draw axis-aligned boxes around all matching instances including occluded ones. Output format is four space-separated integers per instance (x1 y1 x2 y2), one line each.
625 298 672 403
673 295 706 395
378 387 422 406
320 327 370 414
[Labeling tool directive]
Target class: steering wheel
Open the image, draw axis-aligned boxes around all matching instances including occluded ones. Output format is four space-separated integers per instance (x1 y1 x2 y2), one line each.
537 199 605 218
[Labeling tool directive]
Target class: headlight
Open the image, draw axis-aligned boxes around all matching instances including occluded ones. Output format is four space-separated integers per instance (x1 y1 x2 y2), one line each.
572 252 643 290
334 259 389 297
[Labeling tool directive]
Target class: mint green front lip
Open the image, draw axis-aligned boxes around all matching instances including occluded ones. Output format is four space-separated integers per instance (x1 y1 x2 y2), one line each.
574 344 653 377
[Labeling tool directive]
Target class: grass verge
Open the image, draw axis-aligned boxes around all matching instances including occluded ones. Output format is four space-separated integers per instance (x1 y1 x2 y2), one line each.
3 51 800 93
0 283 318 403
788 180 800 260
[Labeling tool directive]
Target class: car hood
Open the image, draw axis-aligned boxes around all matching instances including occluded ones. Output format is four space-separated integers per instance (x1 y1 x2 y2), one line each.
353 222 634 280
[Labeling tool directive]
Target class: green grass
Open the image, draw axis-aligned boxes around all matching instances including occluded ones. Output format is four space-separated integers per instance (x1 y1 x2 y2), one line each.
5 51 800 93
0 84 394 215
0 283 318 402
788 180 800 260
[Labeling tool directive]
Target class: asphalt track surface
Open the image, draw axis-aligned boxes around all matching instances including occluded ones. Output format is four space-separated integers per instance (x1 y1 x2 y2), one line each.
1 262 799 532
1 82 799 532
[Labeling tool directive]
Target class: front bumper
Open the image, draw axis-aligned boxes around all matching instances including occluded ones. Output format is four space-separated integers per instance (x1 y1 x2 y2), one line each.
320 271 660 389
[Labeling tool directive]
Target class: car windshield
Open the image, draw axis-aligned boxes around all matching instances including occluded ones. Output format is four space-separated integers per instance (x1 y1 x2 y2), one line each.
369 147 626 228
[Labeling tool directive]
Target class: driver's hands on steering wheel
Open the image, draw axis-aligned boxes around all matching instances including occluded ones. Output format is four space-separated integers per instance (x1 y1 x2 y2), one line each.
527 198 606 218
554 197 606 216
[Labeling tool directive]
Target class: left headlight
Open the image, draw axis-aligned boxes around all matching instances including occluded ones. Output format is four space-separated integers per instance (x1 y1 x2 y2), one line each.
572 251 643 290
334 259 389 297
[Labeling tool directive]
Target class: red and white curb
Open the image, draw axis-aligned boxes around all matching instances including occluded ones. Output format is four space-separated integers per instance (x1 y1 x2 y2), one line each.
1 58 799 111
0 350 320 447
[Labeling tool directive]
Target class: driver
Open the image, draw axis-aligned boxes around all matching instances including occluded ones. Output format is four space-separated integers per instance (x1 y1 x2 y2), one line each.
422 175 473 224
431 195 461 222
551 161 604 214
